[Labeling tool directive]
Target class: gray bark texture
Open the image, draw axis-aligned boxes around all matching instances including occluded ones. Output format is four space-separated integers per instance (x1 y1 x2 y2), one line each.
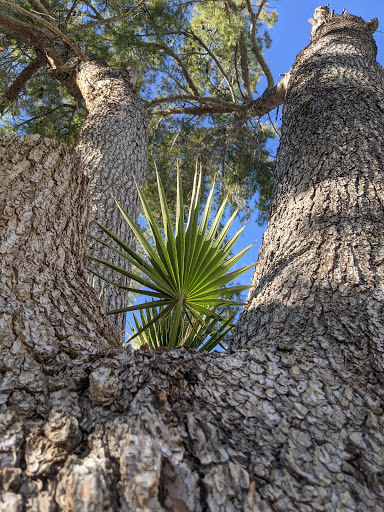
44 37 148 337
0 10 383 512
73 59 148 339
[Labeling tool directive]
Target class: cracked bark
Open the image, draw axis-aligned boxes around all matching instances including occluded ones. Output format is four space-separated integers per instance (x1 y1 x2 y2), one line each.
0 11 383 512
0 20 148 336
45 41 148 338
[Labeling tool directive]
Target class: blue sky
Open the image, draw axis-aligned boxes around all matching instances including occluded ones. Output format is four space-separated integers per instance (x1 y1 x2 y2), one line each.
233 1 384 289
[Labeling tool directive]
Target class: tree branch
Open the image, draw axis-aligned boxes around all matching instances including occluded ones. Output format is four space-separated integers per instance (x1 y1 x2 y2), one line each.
80 0 103 19
26 0 51 17
69 0 146 35
239 31 252 100
14 103 76 128
246 72 290 118
0 0 86 60
158 105 240 117
183 29 236 103
0 54 45 116
147 66 190 94
146 94 243 109
0 12 45 45
245 0 274 89
156 72 290 119
138 41 199 95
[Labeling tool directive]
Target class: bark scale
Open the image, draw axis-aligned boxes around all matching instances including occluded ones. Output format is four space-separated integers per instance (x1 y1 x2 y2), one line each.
1 11 384 512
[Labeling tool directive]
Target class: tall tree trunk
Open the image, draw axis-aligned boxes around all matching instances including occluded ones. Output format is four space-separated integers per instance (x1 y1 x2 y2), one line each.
73 59 148 338
46 45 149 337
1 10 383 512
1 22 148 336
232 12 384 372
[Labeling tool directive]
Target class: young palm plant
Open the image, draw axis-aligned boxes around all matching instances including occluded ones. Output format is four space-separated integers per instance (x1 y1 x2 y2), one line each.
89 169 254 349
129 305 236 351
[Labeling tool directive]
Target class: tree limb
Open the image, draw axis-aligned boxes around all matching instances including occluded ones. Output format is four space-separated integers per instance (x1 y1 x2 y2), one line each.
245 0 274 89
146 94 243 109
138 41 199 95
69 0 146 35
0 0 86 60
158 105 240 117
0 12 46 45
0 54 45 116
157 73 290 118
246 72 290 118
239 31 252 100
183 29 236 103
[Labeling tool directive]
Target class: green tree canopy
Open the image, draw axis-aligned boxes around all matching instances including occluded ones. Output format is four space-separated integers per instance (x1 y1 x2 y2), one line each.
0 0 278 222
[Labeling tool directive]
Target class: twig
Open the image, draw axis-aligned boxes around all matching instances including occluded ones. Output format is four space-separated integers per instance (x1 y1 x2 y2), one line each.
69 0 147 35
267 111 280 137
138 41 199 95
15 103 76 127
183 29 236 103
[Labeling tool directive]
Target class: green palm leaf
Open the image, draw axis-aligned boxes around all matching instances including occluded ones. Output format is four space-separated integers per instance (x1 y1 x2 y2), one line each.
90 167 253 349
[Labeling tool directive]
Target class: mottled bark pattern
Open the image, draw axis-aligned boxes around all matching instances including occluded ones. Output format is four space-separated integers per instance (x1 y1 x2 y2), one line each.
74 60 148 338
233 14 384 376
0 135 120 407
43 38 148 337
1 11 384 512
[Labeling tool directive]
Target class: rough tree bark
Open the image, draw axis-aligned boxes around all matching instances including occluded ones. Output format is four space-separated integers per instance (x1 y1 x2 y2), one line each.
0 11 148 336
1 9 384 512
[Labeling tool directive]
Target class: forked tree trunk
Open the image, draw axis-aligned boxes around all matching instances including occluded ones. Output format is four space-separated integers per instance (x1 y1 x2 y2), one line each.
1 11 383 512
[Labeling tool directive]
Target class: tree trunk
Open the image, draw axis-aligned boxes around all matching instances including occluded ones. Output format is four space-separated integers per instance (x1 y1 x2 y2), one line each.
1 11 383 512
72 59 148 338
3 26 148 336
232 12 384 372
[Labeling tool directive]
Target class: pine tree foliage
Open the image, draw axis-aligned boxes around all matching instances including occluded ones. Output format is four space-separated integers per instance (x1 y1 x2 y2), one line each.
0 0 277 221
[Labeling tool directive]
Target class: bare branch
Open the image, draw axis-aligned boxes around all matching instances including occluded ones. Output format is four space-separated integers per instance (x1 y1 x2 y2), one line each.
139 41 199 95
0 54 45 116
184 29 236 103
26 0 51 17
245 0 274 89
239 31 252 100
69 0 146 35
0 0 86 60
146 94 243 109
